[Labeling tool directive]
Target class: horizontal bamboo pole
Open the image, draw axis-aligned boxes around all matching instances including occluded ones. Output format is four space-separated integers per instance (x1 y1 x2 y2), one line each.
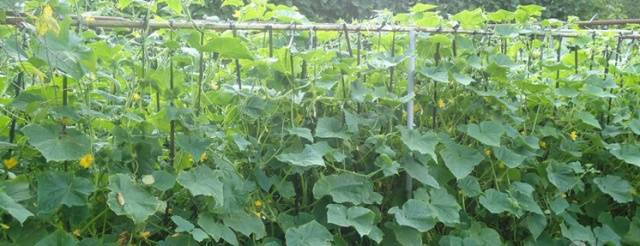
3 16 640 39
577 19 640 26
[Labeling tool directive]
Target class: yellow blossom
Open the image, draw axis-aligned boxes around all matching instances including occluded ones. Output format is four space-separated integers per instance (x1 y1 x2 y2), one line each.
0 223 9 230
132 92 141 101
569 131 578 141
252 210 263 218
539 140 547 149
437 99 446 109
254 199 263 208
84 15 96 24
139 231 152 240
35 5 60 36
200 153 208 162
73 229 81 237
79 154 94 169
4 157 18 170
211 83 220 90
484 149 492 157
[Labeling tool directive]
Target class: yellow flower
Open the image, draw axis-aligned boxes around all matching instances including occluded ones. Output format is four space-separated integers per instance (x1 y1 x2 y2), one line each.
73 229 81 237
252 210 262 218
484 149 492 157
35 5 60 36
84 15 96 24
132 92 141 101
0 223 9 230
254 199 263 208
211 83 220 90
569 131 578 141
4 157 18 170
79 154 94 169
437 99 446 109
139 231 152 240
200 153 208 162
539 140 547 149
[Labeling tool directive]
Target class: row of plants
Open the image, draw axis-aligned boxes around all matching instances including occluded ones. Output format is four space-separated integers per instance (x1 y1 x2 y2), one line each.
0 0 639 245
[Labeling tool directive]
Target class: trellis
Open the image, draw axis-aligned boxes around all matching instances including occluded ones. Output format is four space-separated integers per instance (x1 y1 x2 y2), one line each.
3 15 639 197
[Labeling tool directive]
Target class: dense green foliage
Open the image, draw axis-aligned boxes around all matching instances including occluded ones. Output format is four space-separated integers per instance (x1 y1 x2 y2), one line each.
1 0 640 245
208 0 640 22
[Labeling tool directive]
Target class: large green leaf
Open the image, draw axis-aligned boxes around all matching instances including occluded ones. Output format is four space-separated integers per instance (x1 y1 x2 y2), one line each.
509 182 543 215
288 127 314 142
389 199 436 232
223 211 266 239
608 143 640 167
546 161 583 192
34 229 78 246
523 214 547 240
175 134 213 161
458 176 482 197
35 27 94 79
327 204 381 243
36 171 94 215
106 174 161 224
315 117 348 140
313 173 382 205
452 8 485 29
402 158 440 189
400 127 439 162
561 214 596 246
577 111 602 129
480 183 543 216
439 143 484 179
492 146 526 168
466 121 505 147
177 165 224 204
277 144 326 167
418 66 449 83
479 189 516 215
198 212 239 246
285 220 333 246
389 188 461 232
203 37 254 60
22 124 91 162
593 175 633 203
0 191 33 224
630 119 640 135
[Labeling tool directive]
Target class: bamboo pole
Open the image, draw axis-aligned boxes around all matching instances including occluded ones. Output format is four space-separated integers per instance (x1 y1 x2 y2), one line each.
405 29 416 199
577 19 640 26
4 16 640 39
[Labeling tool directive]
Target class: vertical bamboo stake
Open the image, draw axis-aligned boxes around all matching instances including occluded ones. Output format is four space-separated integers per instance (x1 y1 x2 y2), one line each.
341 24 353 100
607 35 623 124
140 10 150 110
9 72 23 146
232 24 242 90
432 43 441 128
268 25 273 58
9 33 25 149
405 29 416 199
555 37 563 89
168 30 176 168
574 46 579 74
195 31 205 116
389 31 397 91
589 33 597 70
